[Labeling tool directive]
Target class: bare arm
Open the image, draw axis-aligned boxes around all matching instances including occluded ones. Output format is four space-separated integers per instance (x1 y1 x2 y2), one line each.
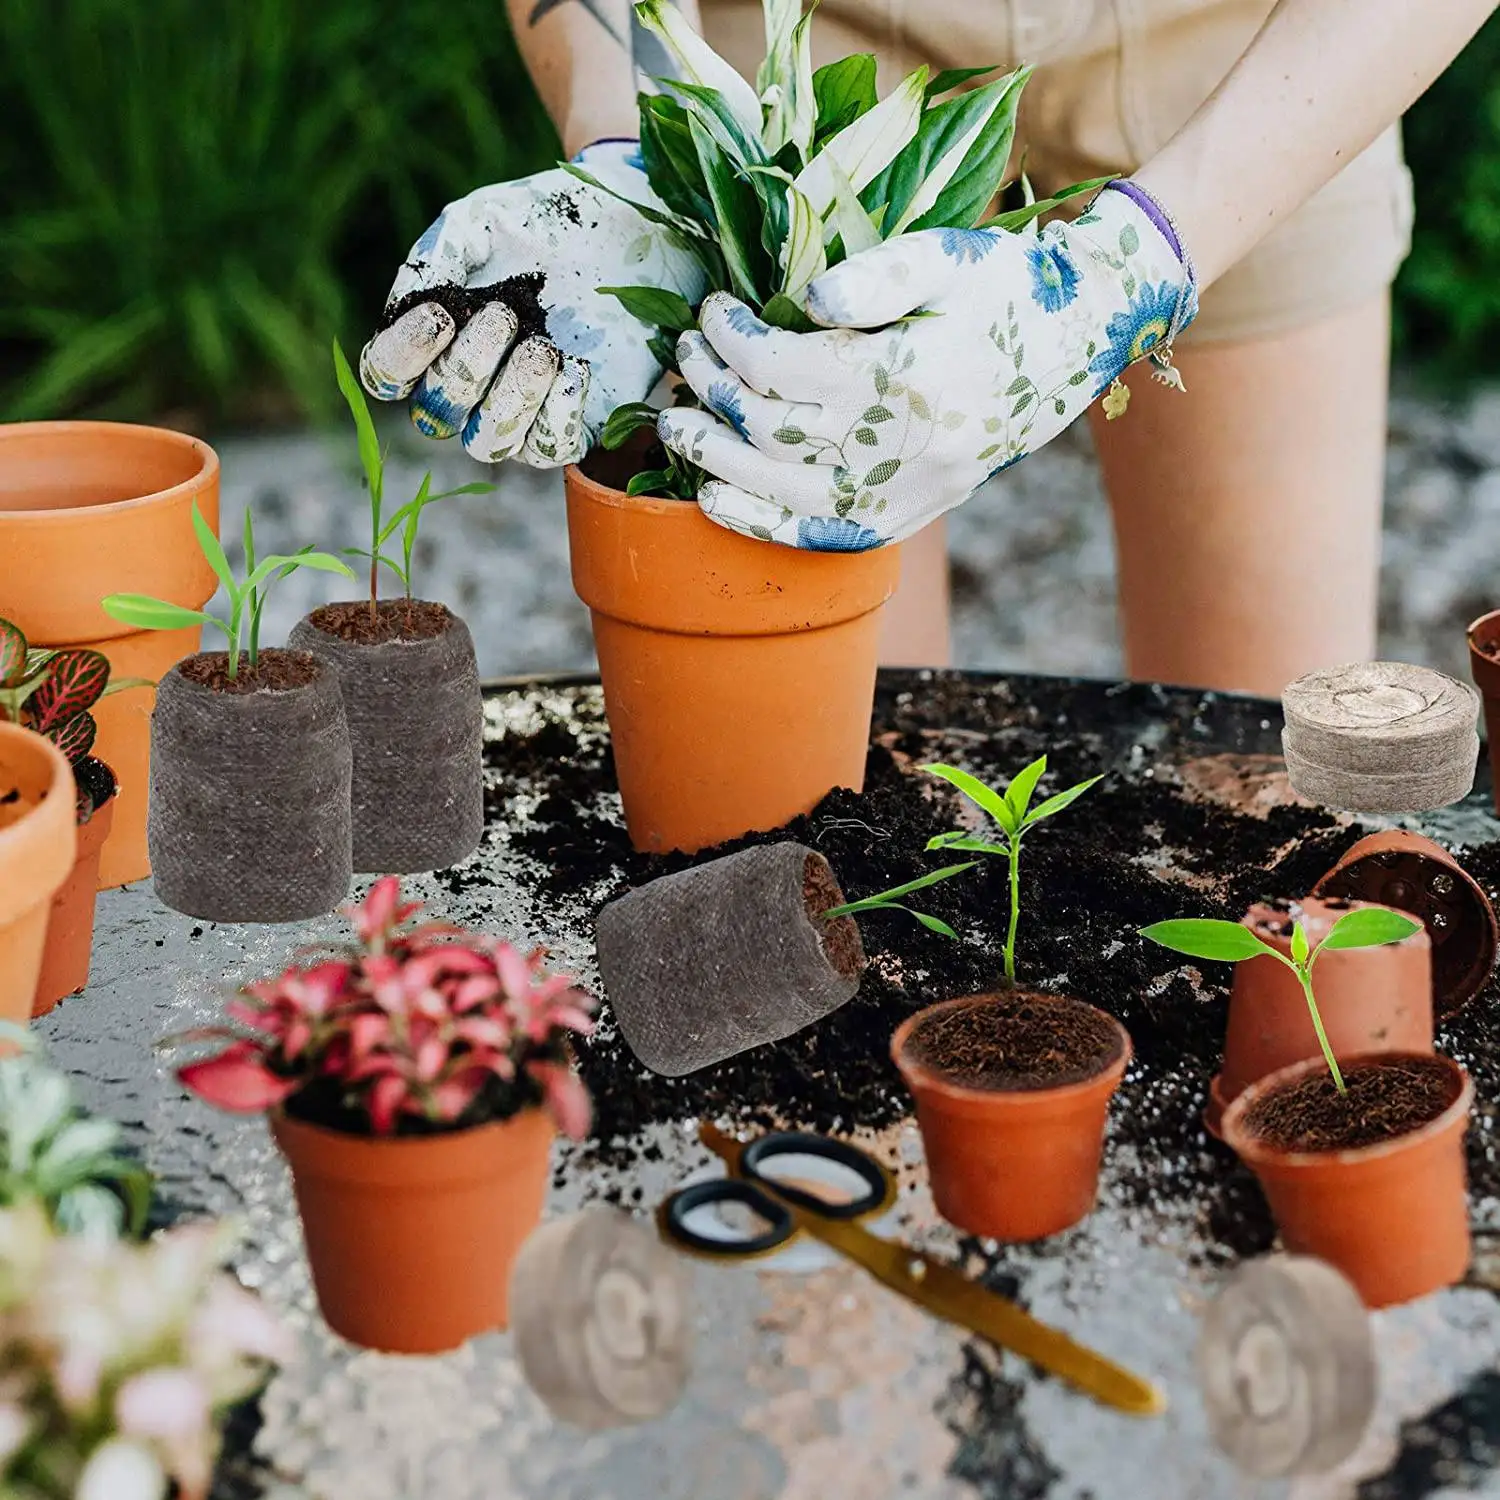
1133 0 1498 288
505 0 704 159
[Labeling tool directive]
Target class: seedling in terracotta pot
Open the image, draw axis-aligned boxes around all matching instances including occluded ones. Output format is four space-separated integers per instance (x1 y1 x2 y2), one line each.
1140 907 1423 1093
924 756 1102 984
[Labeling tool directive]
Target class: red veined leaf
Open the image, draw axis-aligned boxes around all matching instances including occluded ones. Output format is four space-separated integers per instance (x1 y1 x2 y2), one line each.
529 1060 593 1140
0 620 26 688
178 1043 298 1113
367 1074 408 1135
28 649 110 730
47 713 97 766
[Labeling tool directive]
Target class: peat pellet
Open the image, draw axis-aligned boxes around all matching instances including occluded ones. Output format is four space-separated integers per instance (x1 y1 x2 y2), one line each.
509 1207 694 1430
148 651 353 923
594 842 866 1077
1282 733 1477 812
1198 1255 1376 1478
288 602 483 874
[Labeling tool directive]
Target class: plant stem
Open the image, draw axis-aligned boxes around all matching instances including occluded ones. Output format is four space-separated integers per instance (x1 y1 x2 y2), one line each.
1003 839 1021 985
369 554 379 624
1296 968 1346 1094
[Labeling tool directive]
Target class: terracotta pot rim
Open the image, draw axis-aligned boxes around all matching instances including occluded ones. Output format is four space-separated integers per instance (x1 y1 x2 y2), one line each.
271 1103 546 1149
0 422 218 523
0 721 76 891
1465 607 1500 646
891 990 1132 1106
1220 1050 1472 1171
564 461 699 519
1243 895 1430 949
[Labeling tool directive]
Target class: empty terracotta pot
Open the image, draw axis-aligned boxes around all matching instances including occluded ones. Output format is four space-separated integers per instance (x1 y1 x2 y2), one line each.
1221 1051 1472 1308
33 771 116 1017
892 992 1131 1241
272 1105 554 1354
1206 897 1432 1138
1466 609 1500 816
0 423 220 889
0 723 76 1028
565 455 900 855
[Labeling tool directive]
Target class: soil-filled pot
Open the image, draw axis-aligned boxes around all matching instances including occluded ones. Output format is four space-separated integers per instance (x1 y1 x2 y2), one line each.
271 1105 554 1353
1221 1052 1473 1307
148 651 353 923
891 992 1131 1241
1206 897 1432 1138
565 452 901 855
33 758 117 1017
287 601 483 873
0 422 220 888
594 841 867 1076
1467 609 1500 816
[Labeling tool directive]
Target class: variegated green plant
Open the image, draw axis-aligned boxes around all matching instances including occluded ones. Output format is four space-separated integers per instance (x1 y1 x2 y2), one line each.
572 0 1107 498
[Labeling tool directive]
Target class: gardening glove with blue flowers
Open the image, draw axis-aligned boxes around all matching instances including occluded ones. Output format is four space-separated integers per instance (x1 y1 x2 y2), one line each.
657 182 1197 551
360 140 706 468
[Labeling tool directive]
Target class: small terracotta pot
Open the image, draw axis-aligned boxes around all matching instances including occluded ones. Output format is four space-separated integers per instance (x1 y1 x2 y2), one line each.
1314 829 1498 1021
0 422 220 889
1467 609 1500 816
891 992 1132 1241
565 457 900 855
0 723 76 1029
33 775 117 1017
272 1105 554 1354
1221 1052 1473 1308
1206 897 1432 1139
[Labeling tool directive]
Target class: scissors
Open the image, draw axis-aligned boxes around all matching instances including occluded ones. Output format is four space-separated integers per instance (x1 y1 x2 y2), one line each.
659 1122 1166 1418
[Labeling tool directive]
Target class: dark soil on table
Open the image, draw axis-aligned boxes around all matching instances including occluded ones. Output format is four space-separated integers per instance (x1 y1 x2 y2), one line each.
902 994 1126 1092
1240 1055 1460 1152
380 272 550 347
307 599 452 645
804 852 865 981
178 650 320 695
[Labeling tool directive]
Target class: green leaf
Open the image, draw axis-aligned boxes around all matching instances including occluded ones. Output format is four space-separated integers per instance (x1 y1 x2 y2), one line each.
244 551 355 596
1290 921 1310 964
795 65 928 218
855 427 878 445
926 834 1011 855
1138 920 1276 964
909 67 1033 233
0 620 27 690
763 8 818 161
761 294 822 333
909 910 961 939
1005 755 1047 823
190 499 235 604
921 761 1017 834
812 55 879 141
602 402 663 450
639 93 716 224
827 860 980 915
772 423 809 444
332 337 382 513
1120 223 1140 256
99 596 218 634
778 182 827 300
688 114 766 304
926 67 1003 98
984 176 1112 232
825 153 883 257
1317 907 1423 954
1022 775 1102 826
635 0 765 137
598 285 698 333
626 469 673 496
864 459 901 486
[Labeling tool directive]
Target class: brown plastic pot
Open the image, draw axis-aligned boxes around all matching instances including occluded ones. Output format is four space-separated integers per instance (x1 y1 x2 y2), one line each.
0 423 220 889
33 772 116 1017
891 992 1131 1241
271 1105 554 1354
1206 897 1432 1139
565 455 900 855
1466 609 1500 816
1221 1052 1473 1308
0 723 76 1030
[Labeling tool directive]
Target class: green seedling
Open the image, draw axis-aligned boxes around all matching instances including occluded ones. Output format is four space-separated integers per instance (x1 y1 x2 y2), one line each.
1139 907 1423 1094
332 338 496 621
822 861 979 938
101 501 354 680
924 756 1102 985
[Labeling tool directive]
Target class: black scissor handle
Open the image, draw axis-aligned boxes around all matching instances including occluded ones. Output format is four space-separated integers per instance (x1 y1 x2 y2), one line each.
659 1178 796 1258
741 1131 893 1220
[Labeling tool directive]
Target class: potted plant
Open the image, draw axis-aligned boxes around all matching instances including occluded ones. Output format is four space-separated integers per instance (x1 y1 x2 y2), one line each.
0 618 152 1013
1140 899 1431 1137
101 503 357 923
166 877 596 1355
558 0 1105 855
0 422 222 889
286 342 495 875
0 721 75 1027
0 1198 290 1500
891 990 1132 1241
1466 608 1500 814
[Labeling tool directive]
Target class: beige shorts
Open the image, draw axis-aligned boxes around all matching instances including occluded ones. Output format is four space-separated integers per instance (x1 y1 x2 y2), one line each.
700 0 1414 343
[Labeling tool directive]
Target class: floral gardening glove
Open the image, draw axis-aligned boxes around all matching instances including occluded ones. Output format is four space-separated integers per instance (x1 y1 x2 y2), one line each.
359 140 706 468
657 183 1196 550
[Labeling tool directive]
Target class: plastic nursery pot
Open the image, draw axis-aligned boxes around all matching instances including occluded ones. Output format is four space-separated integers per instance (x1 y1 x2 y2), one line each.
1220 1051 1473 1308
564 451 901 855
891 991 1131 1241
1314 829 1498 1022
147 651 353 923
0 723 76 1029
1206 897 1433 1140
0 422 220 889
271 1105 554 1354
593 841 867 1076
1466 609 1500 816
33 761 117 1017
287 601 483 873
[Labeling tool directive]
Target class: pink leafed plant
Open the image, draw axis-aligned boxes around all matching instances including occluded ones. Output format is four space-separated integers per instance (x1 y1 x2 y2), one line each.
167 878 597 1139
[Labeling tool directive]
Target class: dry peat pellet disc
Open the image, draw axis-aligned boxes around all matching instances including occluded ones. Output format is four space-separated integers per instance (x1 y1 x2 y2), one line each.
1282 733 1478 812
1197 1255 1376 1478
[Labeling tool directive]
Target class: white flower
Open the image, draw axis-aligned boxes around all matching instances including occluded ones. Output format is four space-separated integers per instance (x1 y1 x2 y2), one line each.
75 1438 166 1500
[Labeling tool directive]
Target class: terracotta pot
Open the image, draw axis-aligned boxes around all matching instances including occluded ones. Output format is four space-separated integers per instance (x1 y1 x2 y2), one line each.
1466 609 1500 816
891 992 1131 1241
271 1106 554 1353
0 422 220 889
1314 829 1497 1021
33 773 116 1017
1206 897 1432 1139
1221 1052 1472 1307
564 458 900 855
0 723 76 1029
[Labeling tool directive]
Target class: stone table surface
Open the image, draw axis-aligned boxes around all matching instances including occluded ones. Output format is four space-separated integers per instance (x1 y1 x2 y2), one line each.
44 669 1500 1500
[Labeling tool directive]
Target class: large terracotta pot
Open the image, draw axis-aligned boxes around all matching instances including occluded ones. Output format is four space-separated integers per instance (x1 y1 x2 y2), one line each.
1467 609 1500 816
272 1105 554 1354
565 459 900 855
33 781 116 1017
0 423 220 888
0 723 76 1028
